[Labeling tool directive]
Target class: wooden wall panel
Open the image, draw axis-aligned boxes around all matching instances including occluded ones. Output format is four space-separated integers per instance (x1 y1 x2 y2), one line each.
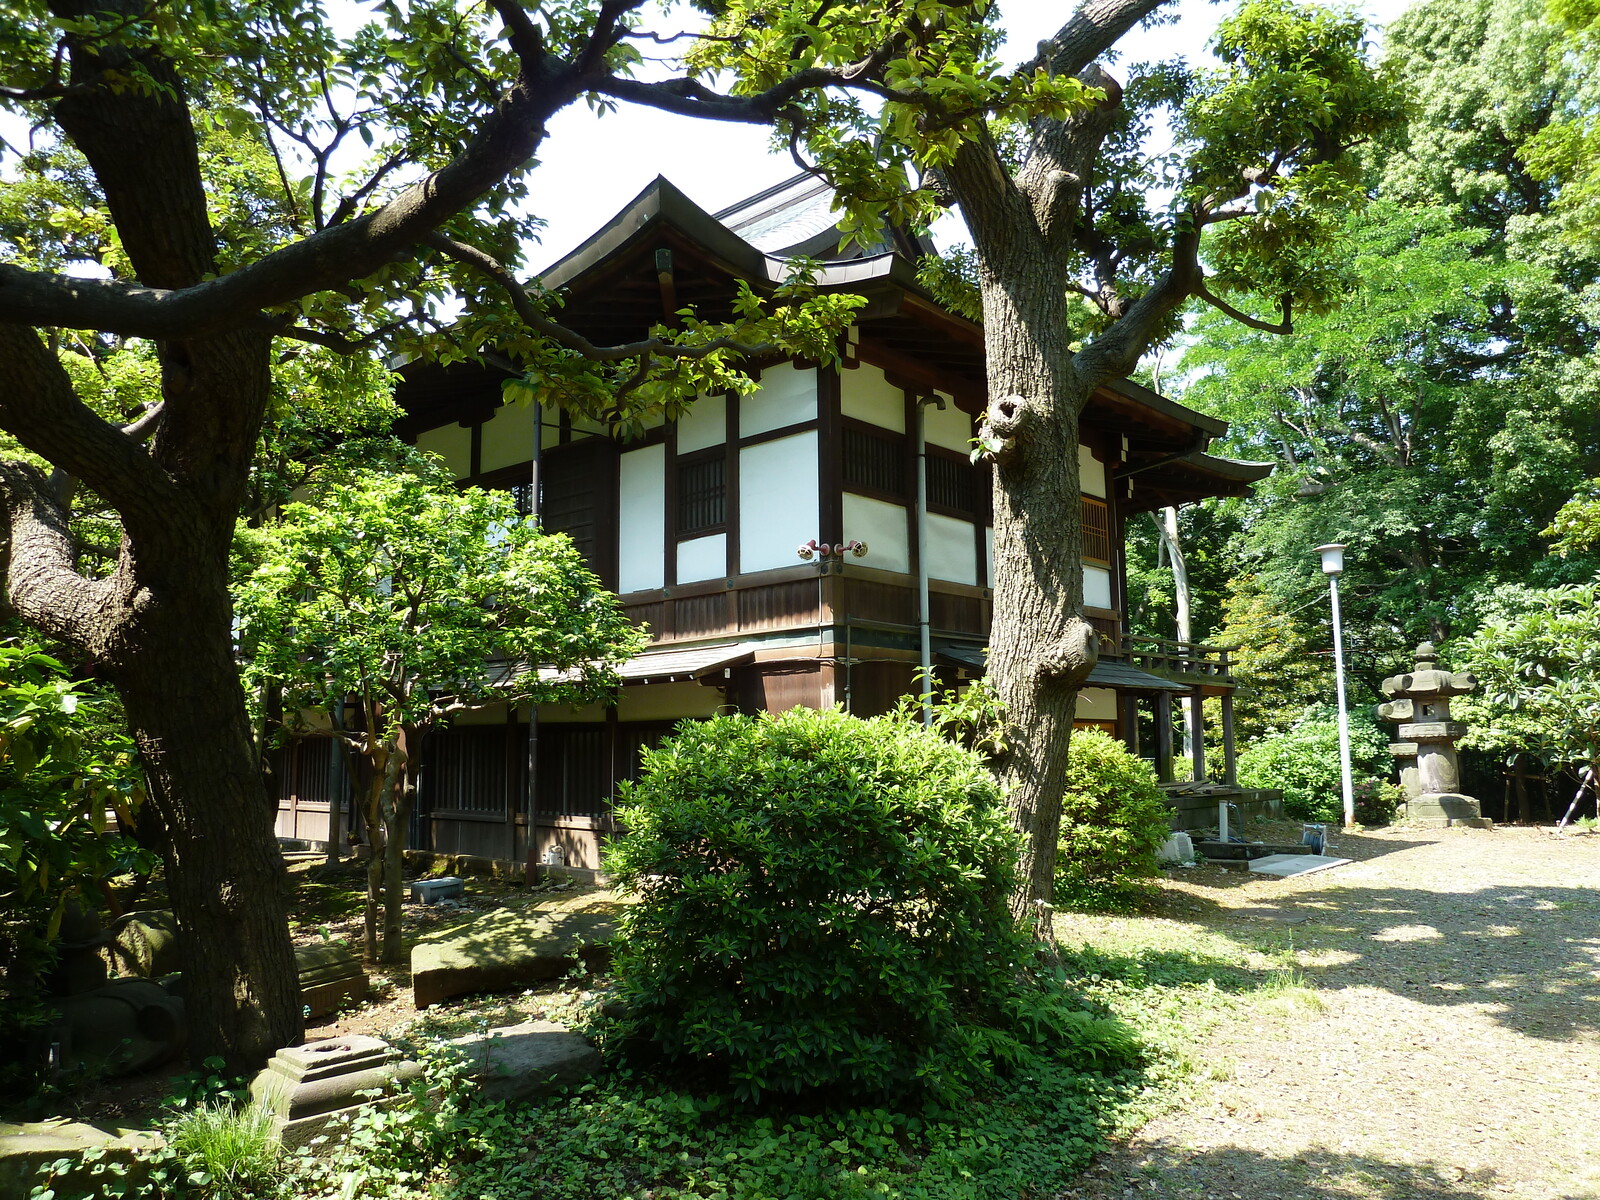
738 580 818 630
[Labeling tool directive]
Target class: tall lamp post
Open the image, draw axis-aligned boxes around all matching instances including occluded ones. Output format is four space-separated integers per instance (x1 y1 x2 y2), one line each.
1316 543 1356 830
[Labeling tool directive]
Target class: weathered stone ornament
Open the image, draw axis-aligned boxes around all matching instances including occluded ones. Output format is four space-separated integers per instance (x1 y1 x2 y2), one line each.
1377 643 1487 827
249 1036 422 1151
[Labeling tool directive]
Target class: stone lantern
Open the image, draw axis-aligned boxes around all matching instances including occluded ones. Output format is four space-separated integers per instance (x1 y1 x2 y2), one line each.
1376 642 1484 826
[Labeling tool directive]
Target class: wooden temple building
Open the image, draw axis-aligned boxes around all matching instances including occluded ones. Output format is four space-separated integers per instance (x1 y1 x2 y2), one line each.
273 174 1272 870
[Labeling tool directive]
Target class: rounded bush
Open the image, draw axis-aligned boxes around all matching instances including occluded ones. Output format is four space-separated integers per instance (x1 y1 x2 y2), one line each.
1236 706 1388 821
606 706 1030 1101
1054 730 1173 912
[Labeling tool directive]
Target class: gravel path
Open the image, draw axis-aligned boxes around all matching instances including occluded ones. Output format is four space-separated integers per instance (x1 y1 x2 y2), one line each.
1060 824 1600 1200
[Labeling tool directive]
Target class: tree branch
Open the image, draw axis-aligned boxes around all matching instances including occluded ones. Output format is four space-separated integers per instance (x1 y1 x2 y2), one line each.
0 325 177 531
0 459 118 649
1194 280 1293 334
1026 0 1175 79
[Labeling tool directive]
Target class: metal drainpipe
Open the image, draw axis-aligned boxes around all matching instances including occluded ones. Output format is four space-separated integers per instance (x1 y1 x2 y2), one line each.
523 407 542 876
916 396 945 725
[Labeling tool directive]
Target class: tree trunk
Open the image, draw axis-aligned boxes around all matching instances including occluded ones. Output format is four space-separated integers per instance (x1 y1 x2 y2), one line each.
975 255 1100 919
1157 506 1196 761
106 565 301 1071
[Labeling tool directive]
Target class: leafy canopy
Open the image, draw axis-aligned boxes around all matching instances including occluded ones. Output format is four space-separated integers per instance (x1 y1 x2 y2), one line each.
235 456 645 741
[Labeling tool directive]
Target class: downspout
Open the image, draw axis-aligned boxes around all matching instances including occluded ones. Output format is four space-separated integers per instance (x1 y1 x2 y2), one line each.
523 407 542 878
916 395 946 725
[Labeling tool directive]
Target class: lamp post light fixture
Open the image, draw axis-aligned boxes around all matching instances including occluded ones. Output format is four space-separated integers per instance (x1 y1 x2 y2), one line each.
1316 543 1357 831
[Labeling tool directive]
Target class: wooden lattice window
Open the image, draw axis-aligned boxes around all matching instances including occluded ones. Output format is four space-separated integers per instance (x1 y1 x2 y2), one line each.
536 725 612 819
843 425 906 497
424 727 508 814
927 452 983 515
676 452 726 536
1082 496 1112 564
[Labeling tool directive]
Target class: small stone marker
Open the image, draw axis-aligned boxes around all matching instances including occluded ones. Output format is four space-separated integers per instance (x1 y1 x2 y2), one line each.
1248 853 1352 878
250 1035 422 1151
409 876 465 904
295 942 368 1020
447 1020 602 1105
0 1119 163 1197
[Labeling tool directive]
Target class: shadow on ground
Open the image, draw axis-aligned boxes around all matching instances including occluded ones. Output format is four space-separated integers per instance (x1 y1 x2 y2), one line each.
1069 868 1600 1043
1064 1141 1580 1200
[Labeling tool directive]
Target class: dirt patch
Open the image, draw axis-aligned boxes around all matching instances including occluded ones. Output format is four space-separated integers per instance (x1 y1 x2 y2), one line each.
1057 821 1600 1200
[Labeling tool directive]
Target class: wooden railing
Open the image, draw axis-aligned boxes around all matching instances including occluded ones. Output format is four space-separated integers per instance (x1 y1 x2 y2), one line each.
1097 627 1233 684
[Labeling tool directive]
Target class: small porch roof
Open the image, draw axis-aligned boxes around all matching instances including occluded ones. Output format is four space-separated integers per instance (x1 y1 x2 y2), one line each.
933 641 1190 693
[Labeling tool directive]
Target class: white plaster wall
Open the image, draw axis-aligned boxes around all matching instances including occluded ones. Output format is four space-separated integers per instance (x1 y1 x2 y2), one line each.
740 363 817 436
677 533 726 583
1085 565 1114 610
927 513 978 585
842 494 910 574
415 423 471 478
841 364 905 432
677 394 727 453
480 402 538 473
450 703 509 726
924 397 973 452
1076 687 1118 721
1079 445 1107 498
618 444 666 593
536 702 608 723
740 431 818 573
985 525 994 588
618 682 727 722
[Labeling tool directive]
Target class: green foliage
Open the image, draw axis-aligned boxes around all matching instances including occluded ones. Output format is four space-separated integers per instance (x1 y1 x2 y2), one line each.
163 1100 284 1199
1455 576 1600 776
609 706 1048 1102
236 457 642 739
0 639 148 1002
1348 777 1406 827
1236 705 1389 821
1546 478 1600 556
236 458 644 959
1053 731 1173 913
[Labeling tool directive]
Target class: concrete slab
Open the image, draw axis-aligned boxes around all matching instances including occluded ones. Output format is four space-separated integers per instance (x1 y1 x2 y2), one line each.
410 876 465 904
1248 854 1352 878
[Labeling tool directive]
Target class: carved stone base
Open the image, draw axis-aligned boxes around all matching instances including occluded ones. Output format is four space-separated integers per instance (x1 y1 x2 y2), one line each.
250 1036 422 1152
1401 793 1490 828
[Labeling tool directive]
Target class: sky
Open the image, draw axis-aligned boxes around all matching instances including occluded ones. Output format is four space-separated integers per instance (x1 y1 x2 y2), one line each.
526 0 1417 269
0 0 1417 277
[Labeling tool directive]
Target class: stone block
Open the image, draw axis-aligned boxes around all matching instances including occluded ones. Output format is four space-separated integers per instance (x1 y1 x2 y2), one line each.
0 1119 163 1197
52 978 186 1077
295 942 368 1021
1398 721 1468 742
1401 792 1486 828
447 1020 602 1105
411 894 629 1009
102 909 181 979
250 1035 422 1152
410 876 465 904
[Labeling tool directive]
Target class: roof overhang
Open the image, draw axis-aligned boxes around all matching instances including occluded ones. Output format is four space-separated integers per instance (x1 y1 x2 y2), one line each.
933 640 1191 692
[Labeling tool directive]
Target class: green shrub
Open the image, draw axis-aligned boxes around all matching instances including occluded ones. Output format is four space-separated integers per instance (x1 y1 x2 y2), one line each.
1350 777 1405 826
1054 730 1173 913
607 706 1036 1102
1236 706 1389 821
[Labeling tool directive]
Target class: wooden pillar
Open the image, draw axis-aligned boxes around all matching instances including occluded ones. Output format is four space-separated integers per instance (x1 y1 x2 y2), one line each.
1220 691 1238 787
1120 693 1141 756
1154 690 1174 783
1189 690 1206 782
